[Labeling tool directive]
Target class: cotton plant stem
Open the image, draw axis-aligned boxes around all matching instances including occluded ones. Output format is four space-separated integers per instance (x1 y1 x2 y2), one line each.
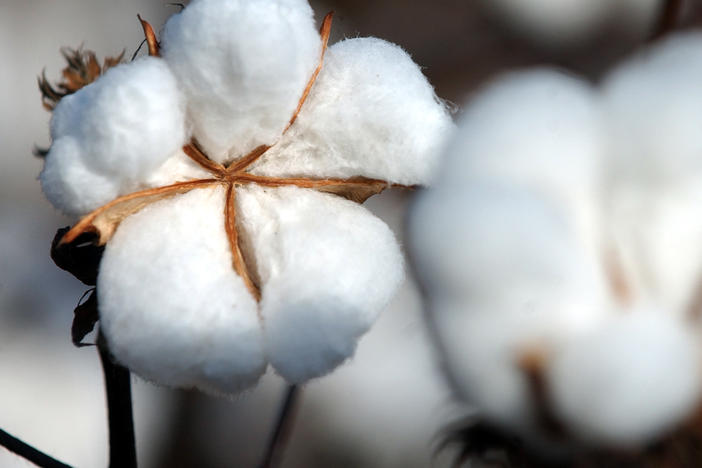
650 0 684 41
0 428 72 468
98 344 137 468
259 385 302 468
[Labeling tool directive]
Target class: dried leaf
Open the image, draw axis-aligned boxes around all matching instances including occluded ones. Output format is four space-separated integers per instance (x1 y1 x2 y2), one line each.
38 47 124 111
62 179 222 246
72 289 99 347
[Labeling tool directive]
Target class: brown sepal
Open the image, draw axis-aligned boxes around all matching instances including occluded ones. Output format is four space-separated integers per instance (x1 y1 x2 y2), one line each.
61 179 222 246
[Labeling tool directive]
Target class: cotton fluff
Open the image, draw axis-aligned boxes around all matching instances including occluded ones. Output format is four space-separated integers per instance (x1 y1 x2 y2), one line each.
237 185 404 383
250 38 454 185
603 33 702 317
41 57 187 216
437 69 605 259
99 187 265 395
548 312 702 447
162 0 321 162
409 182 610 429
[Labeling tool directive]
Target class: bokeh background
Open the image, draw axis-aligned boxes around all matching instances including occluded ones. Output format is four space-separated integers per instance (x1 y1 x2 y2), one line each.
1 1 700 466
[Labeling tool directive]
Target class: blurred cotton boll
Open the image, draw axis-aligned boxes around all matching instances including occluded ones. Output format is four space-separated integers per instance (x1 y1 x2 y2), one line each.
408 34 702 458
479 0 662 50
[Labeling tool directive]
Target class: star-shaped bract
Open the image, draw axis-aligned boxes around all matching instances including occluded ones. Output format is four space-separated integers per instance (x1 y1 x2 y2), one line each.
41 0 453 394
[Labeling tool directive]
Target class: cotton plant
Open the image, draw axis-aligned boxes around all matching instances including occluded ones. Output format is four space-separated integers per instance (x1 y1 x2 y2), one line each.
408 32 702 458
39 0 453 395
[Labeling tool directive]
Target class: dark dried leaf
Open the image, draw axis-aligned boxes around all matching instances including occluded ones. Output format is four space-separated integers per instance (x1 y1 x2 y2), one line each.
50 226 104 286
72 289 99 347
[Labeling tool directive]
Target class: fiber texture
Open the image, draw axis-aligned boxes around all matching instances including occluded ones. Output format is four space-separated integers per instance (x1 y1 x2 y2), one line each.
237 185 404 382
161 0 321 163
250 38 454 185
408 39 702 449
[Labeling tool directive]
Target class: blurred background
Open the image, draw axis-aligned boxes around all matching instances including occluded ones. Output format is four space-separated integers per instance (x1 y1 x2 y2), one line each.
1 0 700 466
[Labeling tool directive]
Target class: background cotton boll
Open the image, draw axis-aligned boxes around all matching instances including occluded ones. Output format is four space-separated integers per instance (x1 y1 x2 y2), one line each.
547 311 702 447
162 0 320 163
40 137 120 216
408 182 610 431
250 37 455 186
603 32 702 187
437 69 604 257
99 187 266 395
478 0 611 49
236 185 404 383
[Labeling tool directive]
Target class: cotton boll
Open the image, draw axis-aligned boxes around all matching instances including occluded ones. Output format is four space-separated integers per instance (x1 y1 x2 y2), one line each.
52 57 187 181
408 182 610 430
437 69 604 256
162 0 320 163
99 186 266 394
548 312 702 447
250 37 455 186
603 32 702 187
40 137 120 217
479 0 611 49
236 185 404 383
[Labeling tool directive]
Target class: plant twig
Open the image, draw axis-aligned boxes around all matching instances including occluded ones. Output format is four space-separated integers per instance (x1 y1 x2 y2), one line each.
258 385 302 468
650 0 684 41
98 342 137 468
0 428 72 468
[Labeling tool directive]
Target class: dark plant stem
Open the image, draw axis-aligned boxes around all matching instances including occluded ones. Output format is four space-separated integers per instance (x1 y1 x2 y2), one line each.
650 0 684 41
0 428 72 468
98 343 137 468
259 385 302 468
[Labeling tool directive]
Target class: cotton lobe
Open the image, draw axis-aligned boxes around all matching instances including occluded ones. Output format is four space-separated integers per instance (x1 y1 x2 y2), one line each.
41 0 452 394
409 33 702 450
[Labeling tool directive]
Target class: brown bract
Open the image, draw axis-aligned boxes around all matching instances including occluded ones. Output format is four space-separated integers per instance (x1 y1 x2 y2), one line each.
55 13 413 301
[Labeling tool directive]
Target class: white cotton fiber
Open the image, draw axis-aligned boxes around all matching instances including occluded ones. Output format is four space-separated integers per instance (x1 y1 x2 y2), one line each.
548 311 702 447
408 182 610 430
250 37 455 186
99 186 266 394
603 32 702 187
236 185 404 383
436 69 604 256
40 137 121 217
602 33 702 315
42 57 187 216
479 0 611 48
162 0 320 163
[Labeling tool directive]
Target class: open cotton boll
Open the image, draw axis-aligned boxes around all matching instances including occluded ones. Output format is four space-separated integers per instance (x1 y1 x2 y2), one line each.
603 32 702 186
479 0 611 49
162 0 320 163
436 69 604 256
408 182 610 429
144 149 215 188
40 137 120 217
236 185 404 383
548 311 702 447
250 37 455 186
99 187 265 394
